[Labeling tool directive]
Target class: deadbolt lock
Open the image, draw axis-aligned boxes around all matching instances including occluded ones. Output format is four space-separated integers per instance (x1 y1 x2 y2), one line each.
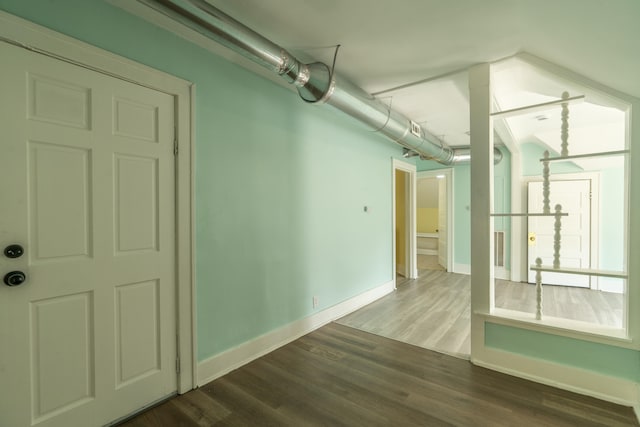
4 244 24 259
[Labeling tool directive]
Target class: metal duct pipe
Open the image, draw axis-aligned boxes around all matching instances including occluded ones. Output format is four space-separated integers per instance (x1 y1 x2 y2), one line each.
141 0 501 165
447 146 503 164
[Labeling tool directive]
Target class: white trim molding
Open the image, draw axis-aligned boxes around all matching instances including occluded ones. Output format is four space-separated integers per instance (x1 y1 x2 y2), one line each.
454 263 471 275
197 280 395 386
417 249 437 256
472 346 640 408
494 267 511 280
417 232 439 238
0 10 196 393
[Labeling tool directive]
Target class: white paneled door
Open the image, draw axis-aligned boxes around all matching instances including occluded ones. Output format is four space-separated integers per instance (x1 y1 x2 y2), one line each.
527 179 591 287
0 42 177 426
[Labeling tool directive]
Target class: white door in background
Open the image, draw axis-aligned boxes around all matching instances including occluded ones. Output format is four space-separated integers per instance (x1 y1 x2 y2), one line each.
437 177 448 270
0 42 177 426
527 179 591 287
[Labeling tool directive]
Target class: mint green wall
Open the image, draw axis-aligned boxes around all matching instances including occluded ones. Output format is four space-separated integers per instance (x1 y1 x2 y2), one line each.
486 324 640 381
0 0 403 360
453 165 472 265
494 149 512 269
599 167 625 290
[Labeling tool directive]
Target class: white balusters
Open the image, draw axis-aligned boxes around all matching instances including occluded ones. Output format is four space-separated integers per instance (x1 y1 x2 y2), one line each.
542 150 550 214
521 91 579 321
560 91 570 157
535 257 543 320
553 204 562 269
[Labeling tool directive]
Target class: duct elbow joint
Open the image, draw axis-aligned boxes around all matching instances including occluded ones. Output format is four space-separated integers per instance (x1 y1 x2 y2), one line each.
448 146 503 165
295 62 333 103
278 50 303 84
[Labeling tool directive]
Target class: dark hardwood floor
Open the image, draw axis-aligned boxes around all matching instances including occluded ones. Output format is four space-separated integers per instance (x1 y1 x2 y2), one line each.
120 323 638 426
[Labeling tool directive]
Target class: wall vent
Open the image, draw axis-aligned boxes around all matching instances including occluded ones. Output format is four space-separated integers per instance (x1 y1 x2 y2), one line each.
410 120 421 137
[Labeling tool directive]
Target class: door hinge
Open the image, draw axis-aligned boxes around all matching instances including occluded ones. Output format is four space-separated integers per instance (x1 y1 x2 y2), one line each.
175 357 181 374
173 127 178 156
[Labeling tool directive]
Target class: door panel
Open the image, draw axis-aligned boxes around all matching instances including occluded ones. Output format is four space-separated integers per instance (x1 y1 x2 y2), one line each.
114 155 159 253
28 73 91 129
528 179 591 287
31 292 94 421
0 42 176 427
113 97 160 142
29 142 92 261
115 280 161 387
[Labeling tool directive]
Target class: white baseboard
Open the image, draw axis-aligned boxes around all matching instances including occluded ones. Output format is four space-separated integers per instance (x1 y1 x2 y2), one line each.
197 279 396 386
417 232 438 238
494 267 511 280
472 346 640 408
453 263 470 275
452 264 511 280
417 248 437 255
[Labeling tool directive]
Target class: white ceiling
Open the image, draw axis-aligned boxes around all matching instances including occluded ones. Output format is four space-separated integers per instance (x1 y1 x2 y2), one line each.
153 0 640 163
205 0 640 96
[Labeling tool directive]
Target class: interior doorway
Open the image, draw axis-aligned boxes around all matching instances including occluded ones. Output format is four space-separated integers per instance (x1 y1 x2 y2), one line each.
416 177 444 271
417 169 453 273
392 159 417 282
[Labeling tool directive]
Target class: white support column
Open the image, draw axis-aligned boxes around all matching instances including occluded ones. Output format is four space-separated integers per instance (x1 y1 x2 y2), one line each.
626 98 637 343
469 63 494 357
510 150 526 282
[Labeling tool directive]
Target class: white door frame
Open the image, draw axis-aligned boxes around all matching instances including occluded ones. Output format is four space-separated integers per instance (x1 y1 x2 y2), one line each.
0 11 196 393
417 169 454 272
392 159 417 283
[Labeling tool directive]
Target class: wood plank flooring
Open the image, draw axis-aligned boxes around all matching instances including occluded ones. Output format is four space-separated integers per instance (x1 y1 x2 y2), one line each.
417 254 445 271
119 323 638 426
337 270 624 358
338 270 471 357
495 279 623 327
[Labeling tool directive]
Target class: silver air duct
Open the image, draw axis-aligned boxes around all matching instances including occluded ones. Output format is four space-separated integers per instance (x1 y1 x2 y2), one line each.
140 0 501 165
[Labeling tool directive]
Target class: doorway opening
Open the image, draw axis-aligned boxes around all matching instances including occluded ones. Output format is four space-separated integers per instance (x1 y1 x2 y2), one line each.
417 169 453 274
392 159 417 284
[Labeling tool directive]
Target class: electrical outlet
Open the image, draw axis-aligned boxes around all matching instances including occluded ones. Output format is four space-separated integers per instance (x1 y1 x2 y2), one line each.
313 296 319 308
